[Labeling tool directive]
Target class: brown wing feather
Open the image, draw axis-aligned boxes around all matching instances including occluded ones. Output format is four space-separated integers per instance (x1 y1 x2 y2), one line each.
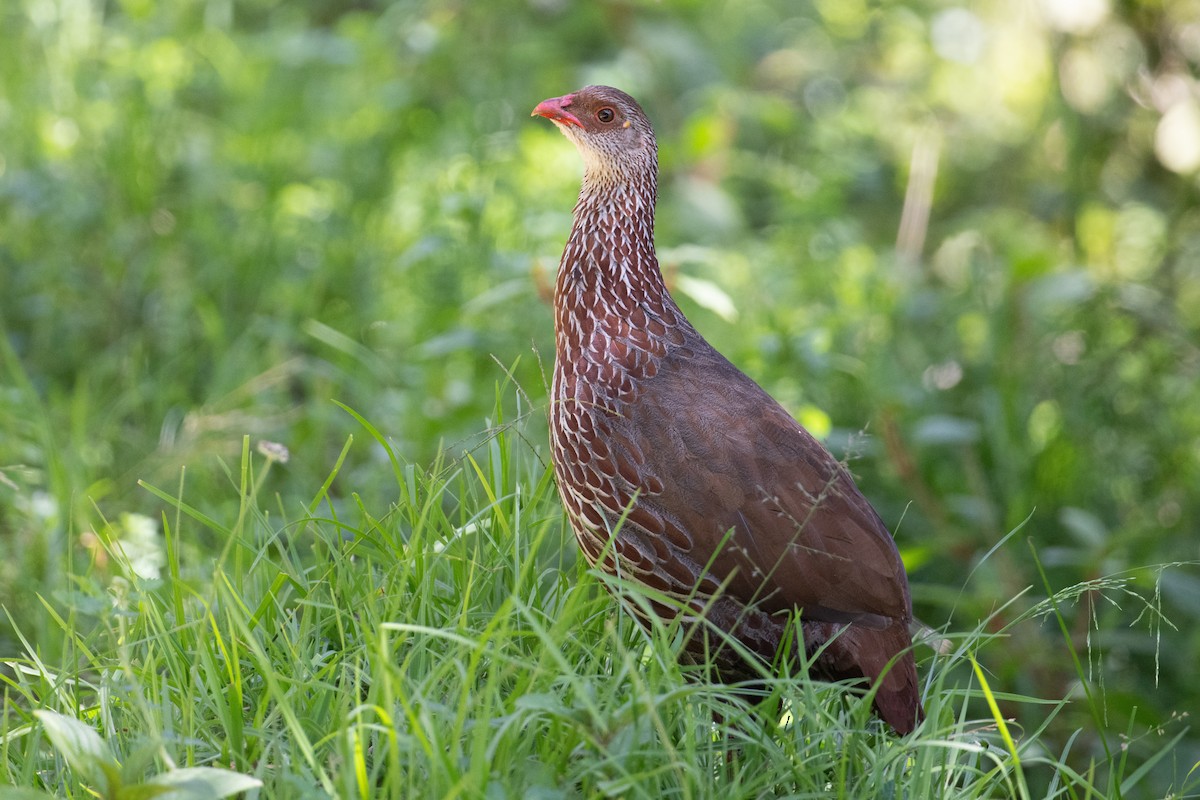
612 338 913 628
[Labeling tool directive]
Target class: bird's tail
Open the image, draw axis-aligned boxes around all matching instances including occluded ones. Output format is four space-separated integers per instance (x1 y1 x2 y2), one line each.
860 622 925 735
815 620 925 735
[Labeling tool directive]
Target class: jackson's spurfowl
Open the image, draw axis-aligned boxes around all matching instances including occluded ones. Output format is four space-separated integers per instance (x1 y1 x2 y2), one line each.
533 85 924 734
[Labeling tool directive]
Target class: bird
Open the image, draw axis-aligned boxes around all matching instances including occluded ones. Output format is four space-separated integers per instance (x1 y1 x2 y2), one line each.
532 85 924 735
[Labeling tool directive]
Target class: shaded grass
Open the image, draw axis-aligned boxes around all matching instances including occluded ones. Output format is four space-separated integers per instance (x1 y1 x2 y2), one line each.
0 405 1194 799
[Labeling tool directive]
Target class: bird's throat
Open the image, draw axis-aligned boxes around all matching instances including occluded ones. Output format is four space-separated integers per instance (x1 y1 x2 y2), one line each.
557 176 663 295
553 176 673 359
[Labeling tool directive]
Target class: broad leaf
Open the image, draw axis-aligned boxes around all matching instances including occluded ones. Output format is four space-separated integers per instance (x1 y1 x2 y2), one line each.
0 789 59 800
142 768 263 800
33 710 115 792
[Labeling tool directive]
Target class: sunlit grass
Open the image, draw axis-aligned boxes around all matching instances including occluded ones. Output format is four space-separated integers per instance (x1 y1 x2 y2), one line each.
2 403 1192 799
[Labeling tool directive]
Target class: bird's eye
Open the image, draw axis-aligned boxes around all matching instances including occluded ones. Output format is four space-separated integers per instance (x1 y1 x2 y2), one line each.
596 107 615 123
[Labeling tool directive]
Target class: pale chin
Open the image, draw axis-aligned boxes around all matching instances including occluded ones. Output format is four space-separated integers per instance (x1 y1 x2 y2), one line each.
577 146 614 179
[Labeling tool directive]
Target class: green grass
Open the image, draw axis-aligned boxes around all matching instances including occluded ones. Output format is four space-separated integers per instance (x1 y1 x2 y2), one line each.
2 401 1191 799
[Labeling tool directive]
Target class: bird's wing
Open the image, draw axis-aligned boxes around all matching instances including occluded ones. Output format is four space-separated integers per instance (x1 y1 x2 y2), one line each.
611 339 913 626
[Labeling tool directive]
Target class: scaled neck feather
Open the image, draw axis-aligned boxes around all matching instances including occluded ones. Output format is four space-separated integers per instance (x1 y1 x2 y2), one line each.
552 156 688 374
556 167 664 305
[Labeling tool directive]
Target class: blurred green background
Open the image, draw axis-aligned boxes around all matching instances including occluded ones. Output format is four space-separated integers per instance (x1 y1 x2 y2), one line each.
2 0 1198 790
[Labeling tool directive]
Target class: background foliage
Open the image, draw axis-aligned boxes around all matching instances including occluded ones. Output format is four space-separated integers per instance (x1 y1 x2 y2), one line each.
2 0 1199 795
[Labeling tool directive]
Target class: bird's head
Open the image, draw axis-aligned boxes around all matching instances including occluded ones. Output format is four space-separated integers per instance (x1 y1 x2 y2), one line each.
532 85 658 186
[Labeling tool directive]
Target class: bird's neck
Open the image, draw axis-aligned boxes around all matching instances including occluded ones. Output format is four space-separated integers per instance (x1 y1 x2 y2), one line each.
554 171 675 352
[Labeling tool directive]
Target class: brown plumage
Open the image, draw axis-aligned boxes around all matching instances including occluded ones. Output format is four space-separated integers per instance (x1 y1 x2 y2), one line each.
533 85 924 735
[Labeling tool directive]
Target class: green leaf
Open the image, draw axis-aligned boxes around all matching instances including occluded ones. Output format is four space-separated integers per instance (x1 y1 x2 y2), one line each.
674 274 739 323
911 414 981 445
116 784 176 800
0 789 60 800
33 710 117 793
1058 506 1108 547
141 768 263 800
